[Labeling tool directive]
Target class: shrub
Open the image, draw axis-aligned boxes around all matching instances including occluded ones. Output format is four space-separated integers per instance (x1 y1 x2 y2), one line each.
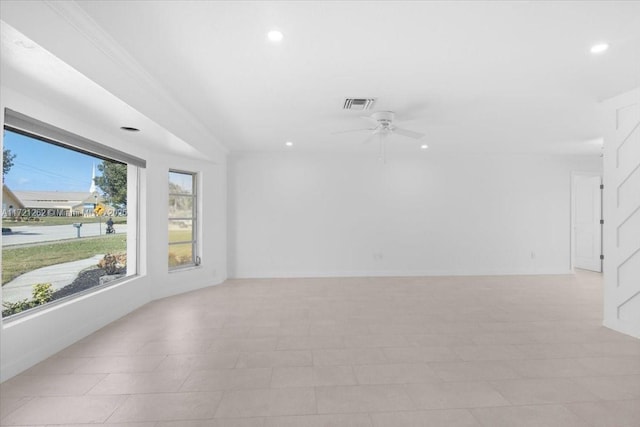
97 253 126 275
32 283 54 305
2 299 32 316
1 282 54 317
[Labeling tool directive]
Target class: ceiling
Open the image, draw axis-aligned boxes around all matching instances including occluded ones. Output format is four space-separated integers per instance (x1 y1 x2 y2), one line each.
2 1 640 158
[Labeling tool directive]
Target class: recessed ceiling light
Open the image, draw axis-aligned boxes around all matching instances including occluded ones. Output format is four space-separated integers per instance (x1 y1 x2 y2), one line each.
267 30 284 42
420 144 429 150
120 126 140 132
14 39 36 49
590 43 609 54
285 141 293 147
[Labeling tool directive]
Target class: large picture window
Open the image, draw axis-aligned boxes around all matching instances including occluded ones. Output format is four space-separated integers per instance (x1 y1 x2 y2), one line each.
2 109 143 318
168 170 198 269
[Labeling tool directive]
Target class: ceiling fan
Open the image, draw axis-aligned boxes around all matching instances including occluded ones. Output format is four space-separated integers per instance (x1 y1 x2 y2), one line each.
333 111 425 162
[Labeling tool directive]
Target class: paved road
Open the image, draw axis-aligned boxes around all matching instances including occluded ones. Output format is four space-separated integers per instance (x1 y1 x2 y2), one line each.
2 223 128 246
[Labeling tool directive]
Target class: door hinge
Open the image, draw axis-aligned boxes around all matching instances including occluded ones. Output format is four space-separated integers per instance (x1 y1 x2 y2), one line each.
600 254 604 260
600 184 604 189
600 219 604 225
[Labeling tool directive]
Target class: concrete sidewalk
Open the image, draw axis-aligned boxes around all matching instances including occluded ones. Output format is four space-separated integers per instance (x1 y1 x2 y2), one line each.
2 255 104 304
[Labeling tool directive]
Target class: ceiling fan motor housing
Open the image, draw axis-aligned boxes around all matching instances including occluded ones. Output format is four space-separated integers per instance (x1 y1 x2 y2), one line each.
371 111 395 123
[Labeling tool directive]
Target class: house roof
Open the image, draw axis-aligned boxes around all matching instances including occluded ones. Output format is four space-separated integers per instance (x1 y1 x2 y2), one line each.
11 191 100 209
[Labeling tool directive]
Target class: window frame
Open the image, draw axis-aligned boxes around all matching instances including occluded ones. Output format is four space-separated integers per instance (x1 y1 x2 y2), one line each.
168 169 199 270
2 110 142 321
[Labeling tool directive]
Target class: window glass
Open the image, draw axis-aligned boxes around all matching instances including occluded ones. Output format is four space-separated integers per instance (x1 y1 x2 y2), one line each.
2 126 137 319
168 171 197 269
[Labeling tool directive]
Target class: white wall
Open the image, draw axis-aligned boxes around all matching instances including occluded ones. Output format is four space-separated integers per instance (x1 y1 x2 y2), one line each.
602 87 640 339
229 151 601 278
0 88 227 382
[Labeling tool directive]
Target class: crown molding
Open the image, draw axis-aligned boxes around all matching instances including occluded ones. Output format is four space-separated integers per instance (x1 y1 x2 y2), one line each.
42 0 229 155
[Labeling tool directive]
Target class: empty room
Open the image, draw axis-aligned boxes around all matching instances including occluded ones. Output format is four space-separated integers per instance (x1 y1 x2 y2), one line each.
0 1 639 426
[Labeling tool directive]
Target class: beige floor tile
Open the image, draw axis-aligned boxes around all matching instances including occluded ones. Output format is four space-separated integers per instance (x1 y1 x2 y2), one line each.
514 342 595 359
236 351 312 368
404 334 475 347
370 409 481 427
354 363 439 385
404 381 509 409
343 334 409 348
208 338 278 353
276 336 344 350
154 352 239 372
0 396 32 420
74 355 167 374
264 413 372 427
4 272 639 427
470 331 537 345
315 384 415 413
471 404 587 427
137 339 212 355
582 341 640 357
249 324 309 338
452 344 526 361
576 356 640 376
108 391 222 422
54 340 145 358
309 323 370 336
382 346 459 363
506 358 598 378
88 371 188 395
20 357 89 376
271 366 356 387
214 388 316 418
565 400 640 427
0 374 106 397
429 360 520 381
180 368 272 391
46 423 155 427
571 375 640 400
157 419 264 427
489 378 600 405
312 348 388 366
1 395 125 425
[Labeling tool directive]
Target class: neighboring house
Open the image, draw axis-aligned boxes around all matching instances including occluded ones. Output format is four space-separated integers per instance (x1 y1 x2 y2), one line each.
2 187 105 217
1 185 25 213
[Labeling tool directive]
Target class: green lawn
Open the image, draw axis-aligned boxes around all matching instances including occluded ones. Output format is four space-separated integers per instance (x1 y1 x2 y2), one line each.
168 229 193 267
2 234 126 285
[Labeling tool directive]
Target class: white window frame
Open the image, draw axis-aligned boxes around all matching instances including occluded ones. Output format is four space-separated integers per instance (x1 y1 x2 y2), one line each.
2 109 143 320
168 169 199 270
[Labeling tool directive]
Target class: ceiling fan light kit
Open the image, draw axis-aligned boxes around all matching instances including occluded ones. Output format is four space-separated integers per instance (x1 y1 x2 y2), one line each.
334 109 427 162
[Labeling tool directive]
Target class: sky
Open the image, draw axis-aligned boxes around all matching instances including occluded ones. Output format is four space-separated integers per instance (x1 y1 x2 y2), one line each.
3 129 100 192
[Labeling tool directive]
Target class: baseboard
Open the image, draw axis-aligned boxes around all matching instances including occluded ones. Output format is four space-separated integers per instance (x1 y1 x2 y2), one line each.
230 268 574 279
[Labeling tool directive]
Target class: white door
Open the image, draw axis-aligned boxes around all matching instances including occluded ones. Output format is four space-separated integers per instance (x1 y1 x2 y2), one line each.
573 174 602 272
602 88 640 338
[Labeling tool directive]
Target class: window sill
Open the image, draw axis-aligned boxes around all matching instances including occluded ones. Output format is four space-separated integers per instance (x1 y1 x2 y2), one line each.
168 264 201 274
2 274 140 326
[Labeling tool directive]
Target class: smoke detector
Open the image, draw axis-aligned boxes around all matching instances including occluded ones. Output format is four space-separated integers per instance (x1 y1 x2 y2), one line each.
343 98 376 110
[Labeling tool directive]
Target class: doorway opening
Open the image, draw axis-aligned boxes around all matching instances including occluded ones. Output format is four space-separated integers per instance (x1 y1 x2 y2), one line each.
571 172 603 272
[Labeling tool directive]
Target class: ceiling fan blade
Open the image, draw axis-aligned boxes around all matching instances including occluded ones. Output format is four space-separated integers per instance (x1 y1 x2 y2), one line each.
360 115 380 126
332 128 375 135
361 134 376 144
392 127 425 139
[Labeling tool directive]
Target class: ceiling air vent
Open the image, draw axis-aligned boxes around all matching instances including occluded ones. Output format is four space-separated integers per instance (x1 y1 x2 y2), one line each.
343 98 376 110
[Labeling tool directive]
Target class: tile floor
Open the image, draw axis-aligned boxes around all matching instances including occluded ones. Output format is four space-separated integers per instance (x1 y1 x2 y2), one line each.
1 271 639 426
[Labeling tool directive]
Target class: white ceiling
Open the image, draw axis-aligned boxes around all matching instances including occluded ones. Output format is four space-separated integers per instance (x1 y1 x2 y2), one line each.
2 1 640 157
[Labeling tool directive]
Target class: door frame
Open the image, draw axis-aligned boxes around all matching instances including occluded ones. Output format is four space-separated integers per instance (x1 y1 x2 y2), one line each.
570 171 603 272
